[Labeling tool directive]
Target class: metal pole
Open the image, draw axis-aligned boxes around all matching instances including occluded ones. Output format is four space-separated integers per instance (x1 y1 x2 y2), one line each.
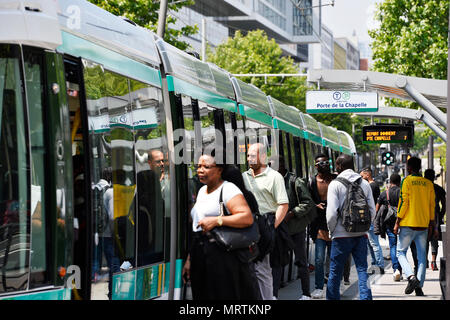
396 78 447 128
201 18 206 62
428 136 434 170
445 9 450 300
157 0 169 38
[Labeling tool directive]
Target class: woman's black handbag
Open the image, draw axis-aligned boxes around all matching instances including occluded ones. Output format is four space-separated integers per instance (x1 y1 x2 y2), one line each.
209 187 260 253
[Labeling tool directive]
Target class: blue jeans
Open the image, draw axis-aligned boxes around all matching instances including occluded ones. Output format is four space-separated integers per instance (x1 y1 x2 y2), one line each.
326 236 372 300
314 238 331 290
397 227 428 288
386 228 401 272
367 224 384 268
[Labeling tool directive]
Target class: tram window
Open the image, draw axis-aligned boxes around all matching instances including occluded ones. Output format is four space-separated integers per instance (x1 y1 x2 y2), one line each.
293 136 303 177
198 101 218 161
131 79 167 267
223 110 235 165
179 95 201 206
0 44 30 293
23 47 49 288
305 141 315 179
235 113 247 172
281 132 290 171
245 119 274 160
103 70 136 270
288 134 298 176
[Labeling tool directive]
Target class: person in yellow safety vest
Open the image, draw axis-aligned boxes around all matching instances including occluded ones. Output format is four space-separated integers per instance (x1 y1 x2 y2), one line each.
393 156 438 297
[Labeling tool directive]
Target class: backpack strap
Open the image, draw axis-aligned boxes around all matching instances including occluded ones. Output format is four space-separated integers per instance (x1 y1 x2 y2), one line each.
335 177 351 189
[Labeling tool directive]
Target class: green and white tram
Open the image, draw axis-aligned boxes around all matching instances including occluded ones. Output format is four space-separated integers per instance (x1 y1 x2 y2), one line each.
0 0 356 300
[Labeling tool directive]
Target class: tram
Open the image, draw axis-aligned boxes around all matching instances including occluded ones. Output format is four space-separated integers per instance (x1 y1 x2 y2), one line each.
0 0 356 300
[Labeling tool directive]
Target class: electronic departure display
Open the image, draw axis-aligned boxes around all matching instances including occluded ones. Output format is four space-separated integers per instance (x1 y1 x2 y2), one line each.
362 125 414 144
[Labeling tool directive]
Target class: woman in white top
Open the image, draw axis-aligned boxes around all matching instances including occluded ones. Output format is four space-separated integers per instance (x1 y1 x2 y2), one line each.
182 154 260 300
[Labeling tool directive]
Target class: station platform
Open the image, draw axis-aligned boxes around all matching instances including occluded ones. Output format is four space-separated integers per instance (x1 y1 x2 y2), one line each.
278 237 444 300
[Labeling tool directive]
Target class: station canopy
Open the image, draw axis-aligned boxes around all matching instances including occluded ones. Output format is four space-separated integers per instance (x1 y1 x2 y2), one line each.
308 69 447 109
307 69 447 141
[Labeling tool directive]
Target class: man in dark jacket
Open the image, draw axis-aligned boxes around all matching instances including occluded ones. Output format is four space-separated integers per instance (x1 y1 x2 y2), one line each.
269 156 297 299
288 175 316 299
308 153 336 299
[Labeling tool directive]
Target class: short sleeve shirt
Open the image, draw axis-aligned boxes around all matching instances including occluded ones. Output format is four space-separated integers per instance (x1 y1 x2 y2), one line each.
242 166 289 215
190 181 242 232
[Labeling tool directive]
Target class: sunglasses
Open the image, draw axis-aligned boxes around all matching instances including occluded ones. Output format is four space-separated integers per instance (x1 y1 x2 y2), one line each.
315 161 329 166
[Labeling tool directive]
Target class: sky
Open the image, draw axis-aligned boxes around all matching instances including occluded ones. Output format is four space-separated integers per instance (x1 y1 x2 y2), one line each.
321 0 382 43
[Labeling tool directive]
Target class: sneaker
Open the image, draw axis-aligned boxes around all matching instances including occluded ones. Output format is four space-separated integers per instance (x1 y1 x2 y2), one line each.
415 287 424 296
393 270 402 282
379 267 385 275
405 275 420 294
343 279 350 285
299 295 312 300
311 289 324 299
431 261 439 271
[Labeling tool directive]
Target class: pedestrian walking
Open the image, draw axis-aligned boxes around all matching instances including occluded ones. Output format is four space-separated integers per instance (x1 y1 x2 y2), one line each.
182 153 260 300
424 169 446 271
326 154 376 300
308 153 336 299
360 167 385 274
375 173 402 281
243 143 289 300
393 156 437 296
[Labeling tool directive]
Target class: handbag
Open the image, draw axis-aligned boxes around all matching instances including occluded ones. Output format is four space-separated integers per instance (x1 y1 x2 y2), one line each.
209 185 260 253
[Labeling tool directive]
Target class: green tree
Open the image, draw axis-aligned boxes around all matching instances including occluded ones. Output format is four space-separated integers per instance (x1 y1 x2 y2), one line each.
369 0 448 80
208 30 353 136
208 30 307 111
88 0 198 50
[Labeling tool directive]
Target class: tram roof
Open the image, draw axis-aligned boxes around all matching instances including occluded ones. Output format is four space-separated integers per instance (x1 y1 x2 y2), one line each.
268 96 304 130
308 69 447 109
155 39 236 101
319 123 340 151
57 0 161 68
231 77 272 115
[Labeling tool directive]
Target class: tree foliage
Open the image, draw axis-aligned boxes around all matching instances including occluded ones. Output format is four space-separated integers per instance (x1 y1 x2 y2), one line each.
208 30 353 137
369 0 448 80
88 0 198 50
208 30 308 111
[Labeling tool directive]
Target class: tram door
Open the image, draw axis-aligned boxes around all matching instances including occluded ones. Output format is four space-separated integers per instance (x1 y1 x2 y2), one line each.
63 58 92 300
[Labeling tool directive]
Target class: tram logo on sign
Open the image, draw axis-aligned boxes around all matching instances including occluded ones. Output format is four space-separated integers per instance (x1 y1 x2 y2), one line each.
306 91 378 114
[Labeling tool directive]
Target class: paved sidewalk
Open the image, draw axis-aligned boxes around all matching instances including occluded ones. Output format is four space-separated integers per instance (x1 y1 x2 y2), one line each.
278 237 444 300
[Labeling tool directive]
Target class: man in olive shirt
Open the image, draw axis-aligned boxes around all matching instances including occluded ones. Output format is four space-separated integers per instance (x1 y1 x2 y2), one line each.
393 157 437 296
243 143 289 300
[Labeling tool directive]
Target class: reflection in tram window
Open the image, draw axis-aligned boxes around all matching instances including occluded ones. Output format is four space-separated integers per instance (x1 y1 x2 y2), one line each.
23 47 49 288
132 78 167 266
0 44 30 293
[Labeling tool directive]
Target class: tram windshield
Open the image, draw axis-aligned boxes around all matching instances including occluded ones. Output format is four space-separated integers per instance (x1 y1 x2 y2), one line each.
0 44 31 293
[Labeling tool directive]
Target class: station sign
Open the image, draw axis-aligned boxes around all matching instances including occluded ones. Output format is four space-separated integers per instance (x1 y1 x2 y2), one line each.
306 91 378 114
362 125 414 144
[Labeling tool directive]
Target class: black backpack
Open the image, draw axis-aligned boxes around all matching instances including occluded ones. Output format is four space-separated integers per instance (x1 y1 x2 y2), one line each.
335 177 371 233
93 184 110 234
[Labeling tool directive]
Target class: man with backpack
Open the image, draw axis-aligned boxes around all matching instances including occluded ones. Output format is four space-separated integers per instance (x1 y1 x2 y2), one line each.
374 173 402 281
325 154 376 300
